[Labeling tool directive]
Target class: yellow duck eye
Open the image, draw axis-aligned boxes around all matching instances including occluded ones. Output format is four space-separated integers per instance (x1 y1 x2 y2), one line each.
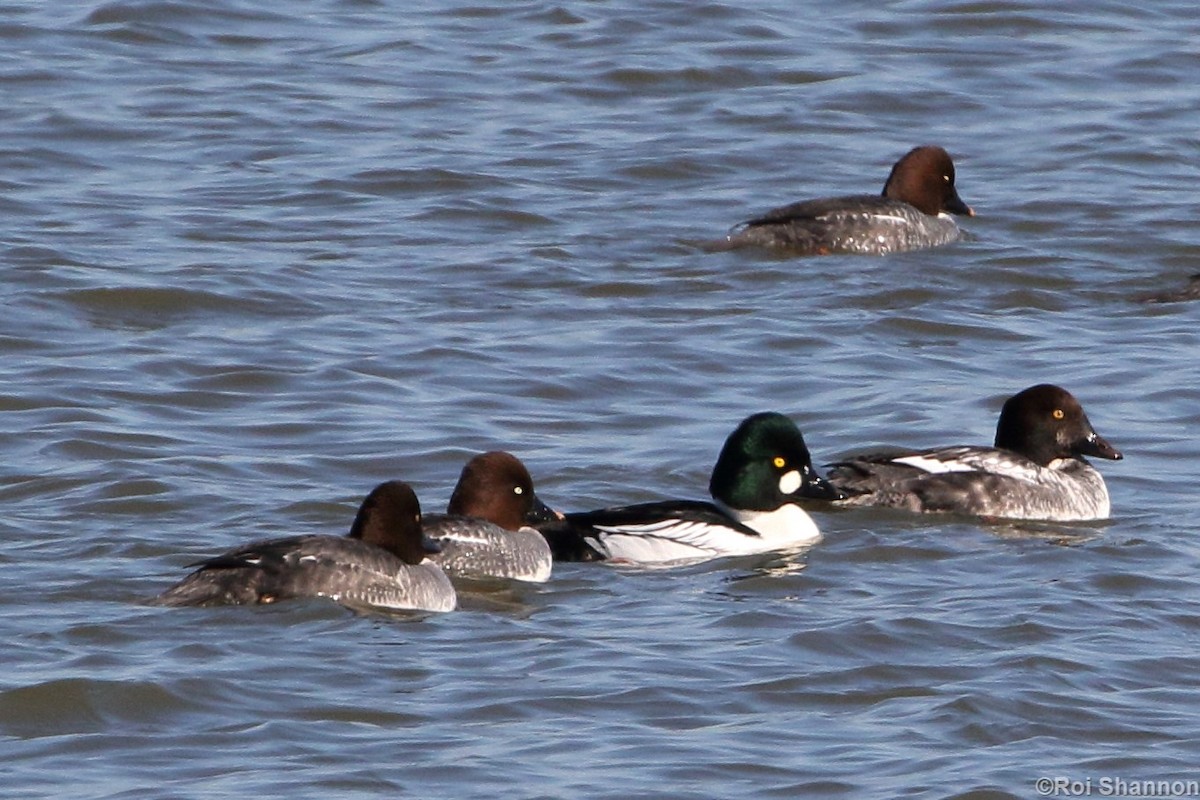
773 456 786 468
1052 408 1065 420
514 486 524 495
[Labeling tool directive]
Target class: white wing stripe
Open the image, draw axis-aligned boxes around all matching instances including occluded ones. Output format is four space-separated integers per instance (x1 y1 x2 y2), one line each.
892 455 977 474
592 519 752 550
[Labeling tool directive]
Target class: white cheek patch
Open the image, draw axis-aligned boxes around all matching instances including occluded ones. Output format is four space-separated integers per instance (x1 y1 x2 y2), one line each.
778 470 802 495
892 455 975 474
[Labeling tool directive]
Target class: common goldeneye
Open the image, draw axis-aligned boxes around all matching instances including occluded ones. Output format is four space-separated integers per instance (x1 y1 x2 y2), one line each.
423 451 559 583
828 384 1122 522
152 481 456 612
536 412 844 565
711 145 973 255
1137 273 1200 304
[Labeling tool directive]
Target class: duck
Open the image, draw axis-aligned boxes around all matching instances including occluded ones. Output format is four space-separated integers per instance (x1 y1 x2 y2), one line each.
422 451 559 582
152 481 456 612
827 384 1122 521
1136 273 1200 304
710 145 973 255
536 412 844 565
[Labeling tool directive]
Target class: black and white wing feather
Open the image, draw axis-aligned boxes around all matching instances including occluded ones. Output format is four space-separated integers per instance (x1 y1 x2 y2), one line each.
154 535 455 612
539 501 760 564
423 514 552 582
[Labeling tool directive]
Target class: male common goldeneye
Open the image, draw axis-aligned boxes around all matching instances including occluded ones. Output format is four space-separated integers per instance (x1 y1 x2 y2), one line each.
423 451 559 583
152 481 456 612
828 384 1122 522
536 412 844 565
711 145 973 255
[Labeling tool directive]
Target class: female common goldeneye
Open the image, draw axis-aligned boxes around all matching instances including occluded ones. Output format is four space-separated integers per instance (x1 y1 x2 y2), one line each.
423 451 559 583
711 145 973 255
153 481 456 612
536 412 844 565
828 384 1122 522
